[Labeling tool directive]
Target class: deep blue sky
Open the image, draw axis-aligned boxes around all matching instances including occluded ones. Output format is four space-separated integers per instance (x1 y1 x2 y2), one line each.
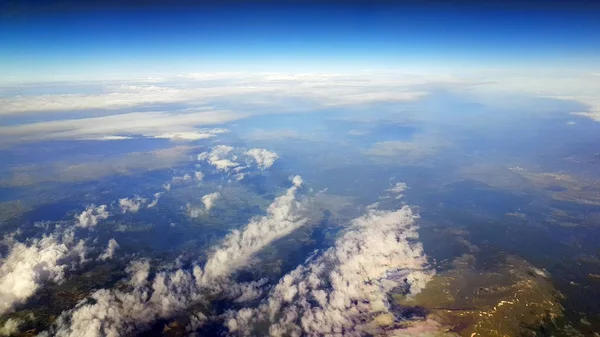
1 1 599 82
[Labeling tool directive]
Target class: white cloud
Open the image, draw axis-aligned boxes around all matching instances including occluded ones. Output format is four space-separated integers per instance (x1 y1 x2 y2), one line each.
387 182 409 199
163 183 171 191
467 71 600 123
347 129 369 136
172 173 193 183
52 263 203 337
126 259 151 287
81 135 135 141
198 145 240 172
187 204 203 218
99 239 119 261
50 176 309 337
201 175 305 282
0 110 240 145
0 318 22 336
0 73 434 115
119 196 147 214
0 230 88 315
0 73 454 145
245 148 279 170
75 205 109 228
226 202 434 336
151 129 229 141
202 192 220 211
194 171 204 182
147 192 162 208
388 182 408 194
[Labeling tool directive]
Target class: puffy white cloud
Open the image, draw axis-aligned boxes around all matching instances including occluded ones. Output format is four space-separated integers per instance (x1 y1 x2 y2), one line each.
194 171 204 182
201 175 305 282
50 176 309 337
147 192 162 208
202 192 220 211
126 259 152 287
186 191 220 217
0 230 88 315
52 266 202 337
0 318 22 336
226 202 434 336
187 204 203 218
119 196 147 214
163 183 171 191
75 205 109 228
245 148 279 170
198 145 278 172
387 182 409 199
198 145 240 172
0 73 436 116
99 239 119 261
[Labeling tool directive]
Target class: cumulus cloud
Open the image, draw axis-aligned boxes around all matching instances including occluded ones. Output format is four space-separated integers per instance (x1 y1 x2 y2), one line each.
0 230 88 315
226 202 434 336
387 182 408 194
245 148 279 170
119 196 147 214
198 146 279 179
200 175 305 282
99 239 119 261
387 182 409 199
202 192 220 211
194 171 204 182
187 204 203 218
198 145 239 172
0 318 22 336
147 192 162 208
126 259 152 287
75 204 109 228
52 260 203 337
163 183 171 191
50 176 309 337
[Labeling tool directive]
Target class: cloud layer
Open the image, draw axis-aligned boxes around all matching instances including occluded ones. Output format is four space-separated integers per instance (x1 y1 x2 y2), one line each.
0 73 441 145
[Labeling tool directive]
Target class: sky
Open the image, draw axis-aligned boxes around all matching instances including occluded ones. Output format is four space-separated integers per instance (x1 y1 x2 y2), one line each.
1 0 600 83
